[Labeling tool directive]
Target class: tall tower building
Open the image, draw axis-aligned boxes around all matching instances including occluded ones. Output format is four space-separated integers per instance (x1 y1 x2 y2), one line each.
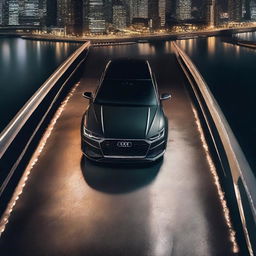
208 0 215 27
122 0 130 25
130 0 148 22
57 0 83 34
46 0 57 27
243 0 251 20
56 0 65 27
8 0 19 25
1 0 9 25
0 0 3 25
148 0 160 28
251 0 256 20
159 0 166 26
38 0 47 25
214 1 221 26
19 0 40 26
176 0 191 21
113 4 126 29
139 0 148 18
72 0 83 34
0 0 4 26
86 0 106 33
228 0 242 21
104 0 113 24
165 0 177 25
202 0 219 27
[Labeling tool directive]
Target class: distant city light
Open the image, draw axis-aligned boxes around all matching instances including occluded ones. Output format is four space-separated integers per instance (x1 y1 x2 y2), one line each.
0 0 256 35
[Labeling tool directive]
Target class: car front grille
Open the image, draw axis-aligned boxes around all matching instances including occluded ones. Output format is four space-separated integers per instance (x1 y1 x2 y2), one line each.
101 140 149 157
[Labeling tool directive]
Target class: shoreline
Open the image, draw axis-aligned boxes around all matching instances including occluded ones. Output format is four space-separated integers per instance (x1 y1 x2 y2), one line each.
1 26 256 43
0 26 256 43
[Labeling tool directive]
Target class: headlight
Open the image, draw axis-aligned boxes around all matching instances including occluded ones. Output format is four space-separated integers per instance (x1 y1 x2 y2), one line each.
83 126 102 140
149 128 165 141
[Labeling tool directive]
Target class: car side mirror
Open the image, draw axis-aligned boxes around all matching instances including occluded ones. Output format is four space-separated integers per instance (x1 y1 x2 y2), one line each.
83 92 93 100
160 93 171 101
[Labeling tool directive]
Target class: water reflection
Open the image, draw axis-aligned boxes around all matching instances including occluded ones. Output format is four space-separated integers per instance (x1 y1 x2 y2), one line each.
16 38 27 68
55 42 61 61
164 41 173 53
187 39 196 53
235 45 240 56
178 39 197 56
179 37 218 58
0 38 80 132
138 43 156 55
64 42 68 55
207 37 216 56
36 41 42 61
179 40 186 52
2 41 10 64
222 42 229 53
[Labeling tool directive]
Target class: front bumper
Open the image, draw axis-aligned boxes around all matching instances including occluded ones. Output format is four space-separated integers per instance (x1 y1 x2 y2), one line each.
81 136 166 163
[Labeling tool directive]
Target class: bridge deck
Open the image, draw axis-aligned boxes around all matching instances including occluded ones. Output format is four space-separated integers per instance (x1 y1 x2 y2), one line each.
0 43 235 255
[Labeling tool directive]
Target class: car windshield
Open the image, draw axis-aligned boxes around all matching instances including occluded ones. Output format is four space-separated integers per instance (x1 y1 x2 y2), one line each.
94 79 158 106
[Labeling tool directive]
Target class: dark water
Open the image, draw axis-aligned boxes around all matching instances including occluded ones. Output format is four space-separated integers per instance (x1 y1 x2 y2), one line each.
0 37 80 132
177 36 256 173
1 37 255 175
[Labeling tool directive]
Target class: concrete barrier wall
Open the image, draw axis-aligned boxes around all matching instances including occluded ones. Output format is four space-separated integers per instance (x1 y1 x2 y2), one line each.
0 41 90 215
172 41 256 255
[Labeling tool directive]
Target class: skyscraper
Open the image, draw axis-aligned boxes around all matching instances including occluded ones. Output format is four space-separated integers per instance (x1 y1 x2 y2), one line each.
202 0 219 26
38 0 47 25
159 0 166 26
176 0 191 21
57 0 83 34
228 0 242 21
165 0 177 26
130 0 148 23
243 0 251 20
1 0 47 26
113 4 126 29
72 0 83 34
56 0 65 27
1 0 8 25
87 0 106 33
0 0 3 25
46 0 57 27
104 0 113 24
148 0 160 28
19 0 40 26
251 0 256 20
8 0 19 25
208 0 215 26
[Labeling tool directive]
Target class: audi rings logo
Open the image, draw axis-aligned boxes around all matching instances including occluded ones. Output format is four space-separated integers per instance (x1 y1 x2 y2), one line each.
117 141 133 148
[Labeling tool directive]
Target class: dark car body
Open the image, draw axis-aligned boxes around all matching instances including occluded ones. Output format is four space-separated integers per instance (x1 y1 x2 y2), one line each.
81 59 170 162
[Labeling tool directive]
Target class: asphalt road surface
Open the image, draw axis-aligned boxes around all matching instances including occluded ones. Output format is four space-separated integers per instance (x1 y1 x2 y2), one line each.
0 42 236 256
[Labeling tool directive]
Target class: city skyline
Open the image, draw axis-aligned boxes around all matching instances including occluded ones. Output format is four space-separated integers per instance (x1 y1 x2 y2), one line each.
0 0 256 34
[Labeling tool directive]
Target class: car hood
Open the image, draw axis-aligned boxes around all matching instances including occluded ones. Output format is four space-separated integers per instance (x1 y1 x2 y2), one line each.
84 104 163 139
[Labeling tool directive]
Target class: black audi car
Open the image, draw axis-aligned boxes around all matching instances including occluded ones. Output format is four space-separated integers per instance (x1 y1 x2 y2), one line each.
81 59 171 162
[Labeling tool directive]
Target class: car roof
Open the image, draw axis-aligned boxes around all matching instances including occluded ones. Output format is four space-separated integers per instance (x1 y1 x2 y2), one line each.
104 59 152 80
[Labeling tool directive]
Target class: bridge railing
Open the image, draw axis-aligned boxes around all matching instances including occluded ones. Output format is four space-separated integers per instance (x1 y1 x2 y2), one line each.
172 41 256 255
0 41 90 214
